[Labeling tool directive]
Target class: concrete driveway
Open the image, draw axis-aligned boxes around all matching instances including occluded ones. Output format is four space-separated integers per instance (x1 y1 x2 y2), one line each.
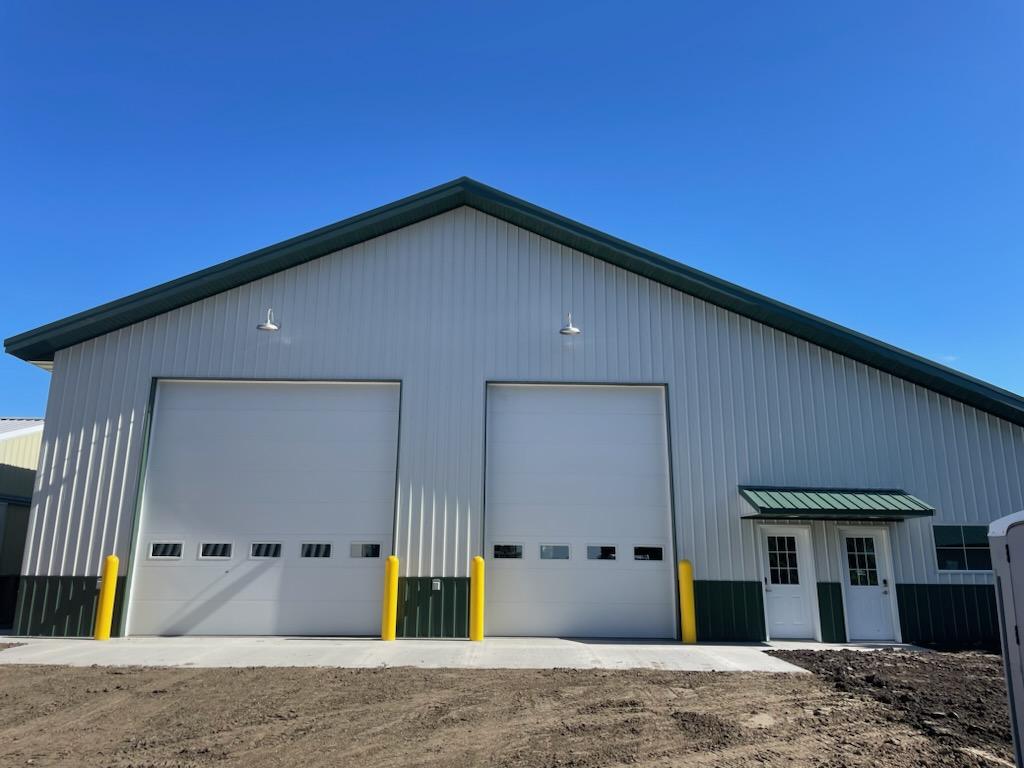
0 636 807 672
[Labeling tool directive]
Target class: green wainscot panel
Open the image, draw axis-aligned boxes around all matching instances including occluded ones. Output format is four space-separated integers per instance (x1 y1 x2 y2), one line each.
13 575 127 637
816 583 846 643
396 577 470 639
693 580 765 642
896 583 998 650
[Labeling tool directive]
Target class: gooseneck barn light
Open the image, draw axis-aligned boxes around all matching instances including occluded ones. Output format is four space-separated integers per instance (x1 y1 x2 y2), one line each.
559 312 581 336
257 308 280 332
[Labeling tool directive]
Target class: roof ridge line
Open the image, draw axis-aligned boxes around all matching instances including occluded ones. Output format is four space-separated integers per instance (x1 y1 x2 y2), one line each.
4 177 1023 427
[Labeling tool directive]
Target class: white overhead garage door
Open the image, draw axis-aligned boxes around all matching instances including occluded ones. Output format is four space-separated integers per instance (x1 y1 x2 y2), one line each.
127 380 400 636
485 384 676 638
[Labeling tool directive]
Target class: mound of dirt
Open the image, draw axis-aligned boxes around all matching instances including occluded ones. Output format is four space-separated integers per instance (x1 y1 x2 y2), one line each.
772 648 1013 764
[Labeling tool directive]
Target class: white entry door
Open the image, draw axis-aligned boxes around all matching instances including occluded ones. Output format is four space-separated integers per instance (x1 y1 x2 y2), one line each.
760 528 816 640
127 380 400 636
841 530 896 641
485 384 676 638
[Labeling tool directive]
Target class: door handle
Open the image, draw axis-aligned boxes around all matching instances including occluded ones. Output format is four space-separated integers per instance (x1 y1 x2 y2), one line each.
763 576 771 592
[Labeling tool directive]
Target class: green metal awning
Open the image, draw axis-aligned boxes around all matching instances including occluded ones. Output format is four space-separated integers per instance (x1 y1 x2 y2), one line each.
739 486 935 521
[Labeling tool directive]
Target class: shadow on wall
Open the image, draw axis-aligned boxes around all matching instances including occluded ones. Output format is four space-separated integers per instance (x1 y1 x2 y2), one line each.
0 464 36 501
0 503 31 628
0 463 37 629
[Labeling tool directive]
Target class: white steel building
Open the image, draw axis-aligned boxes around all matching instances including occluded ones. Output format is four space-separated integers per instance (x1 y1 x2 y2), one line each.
4 179 1023 645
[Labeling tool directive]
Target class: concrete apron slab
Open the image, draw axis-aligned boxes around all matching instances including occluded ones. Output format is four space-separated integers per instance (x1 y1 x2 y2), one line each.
0 637 807 672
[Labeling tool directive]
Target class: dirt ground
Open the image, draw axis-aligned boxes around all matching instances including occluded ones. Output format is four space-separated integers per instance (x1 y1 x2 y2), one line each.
773 648 1013 766
0 651 1013 768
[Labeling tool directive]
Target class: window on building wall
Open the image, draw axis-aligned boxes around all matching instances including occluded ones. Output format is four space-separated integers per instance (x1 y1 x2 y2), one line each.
350 543 381 558
199 542 232 559
301 543 332 559
250 542 282 559
540 544 570 560
149 542 183 559
934 525 991 571
633 546 664 561
587 545 616 560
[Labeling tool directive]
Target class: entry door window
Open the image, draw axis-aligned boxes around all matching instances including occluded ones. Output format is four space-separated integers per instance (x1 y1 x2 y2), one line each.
766 535 800 585
846 537 879 586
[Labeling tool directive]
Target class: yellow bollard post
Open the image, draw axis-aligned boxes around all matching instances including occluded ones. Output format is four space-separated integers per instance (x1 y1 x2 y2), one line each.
93 555 120 641
380 555 399 641
678 559 697 644
469 555 485 641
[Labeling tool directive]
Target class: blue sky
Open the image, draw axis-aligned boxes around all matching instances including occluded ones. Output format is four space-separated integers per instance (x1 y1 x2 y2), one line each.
2 2 1021 416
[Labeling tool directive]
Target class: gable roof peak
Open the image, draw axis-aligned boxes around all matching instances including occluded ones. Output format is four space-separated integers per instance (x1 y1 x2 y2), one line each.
4 178 1023 427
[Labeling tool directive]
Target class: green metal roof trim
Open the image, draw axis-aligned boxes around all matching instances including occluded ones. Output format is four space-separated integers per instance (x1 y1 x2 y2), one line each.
5 177 1024 427
739 486 935 521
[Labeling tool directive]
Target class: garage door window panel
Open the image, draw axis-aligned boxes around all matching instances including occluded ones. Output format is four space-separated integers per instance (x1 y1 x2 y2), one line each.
250 542 282 559
633 546 663 561
494 544 523 559
199 542 233 560
301 543 333 559
587 546 616 561
350 543 381 558
540 544 570 560
149 542 183 560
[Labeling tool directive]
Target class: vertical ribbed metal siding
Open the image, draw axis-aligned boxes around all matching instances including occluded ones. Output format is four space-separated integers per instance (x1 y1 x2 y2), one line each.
0 429 43 471
21 207 1024 586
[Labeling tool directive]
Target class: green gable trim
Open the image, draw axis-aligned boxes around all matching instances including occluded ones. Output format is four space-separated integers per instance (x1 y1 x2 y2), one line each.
740 486 934 521
6 177 1024 428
